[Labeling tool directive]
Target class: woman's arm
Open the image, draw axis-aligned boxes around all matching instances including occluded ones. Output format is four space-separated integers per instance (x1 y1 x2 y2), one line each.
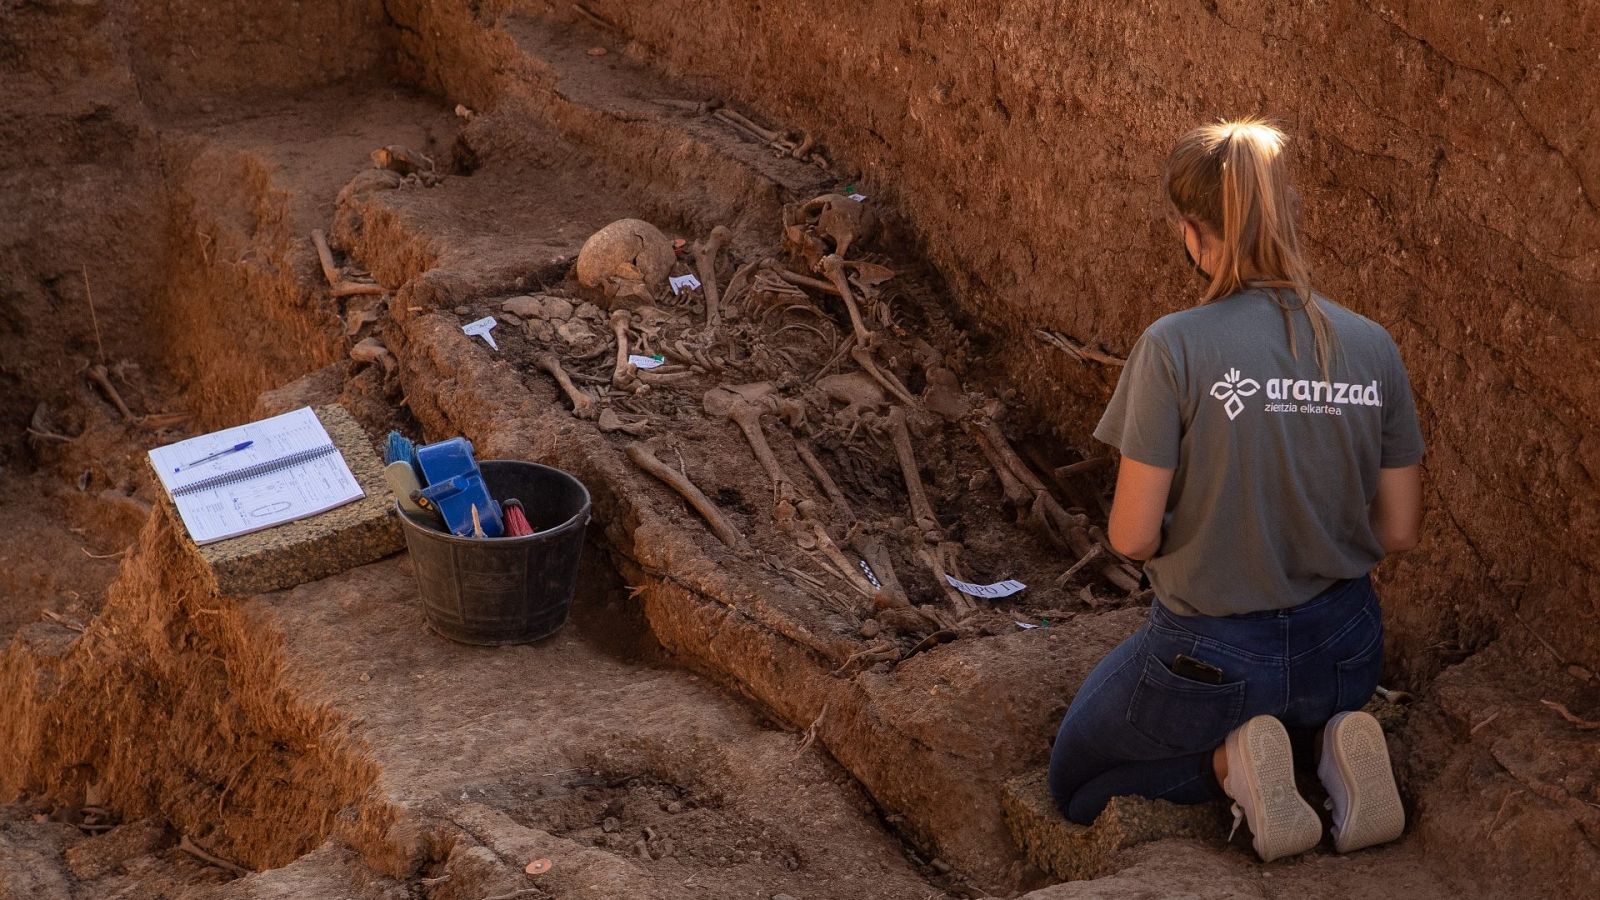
1107 456 1176 560
1370 464 1422 554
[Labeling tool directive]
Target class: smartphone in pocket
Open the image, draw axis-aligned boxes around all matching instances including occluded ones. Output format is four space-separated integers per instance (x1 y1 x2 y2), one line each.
1172 653 1225 685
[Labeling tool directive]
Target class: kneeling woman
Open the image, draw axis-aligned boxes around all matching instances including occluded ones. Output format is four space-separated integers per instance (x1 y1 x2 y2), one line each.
1047 118 1424 863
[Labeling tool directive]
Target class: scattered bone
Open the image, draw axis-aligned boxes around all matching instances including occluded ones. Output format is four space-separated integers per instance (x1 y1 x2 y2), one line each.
799 194 876 259
577 219 676 299
922 367 971 421
626 443 742 547
349 337 394 374
886 406 940 537
796 441 855 520
370 145 435 178
848 344 917 407
1055 456 1113 479
968 423 1033 507
650 97 717 114
831 640 899 676
330 281 386 298
722 259 759 313
311 229 342 286
809 521 879 600
87 364 135 420
766 259 839 296
714 107 781 143
703 385 794 497
598 409 649 435
848 526 910 609
1036 329 1127 367
177 835 250 877
609 309 640 392
694 225 731 327
1053 544 1105 588
535 353 598 419
916 545 977 619
791 132 816 160
819 255 875 347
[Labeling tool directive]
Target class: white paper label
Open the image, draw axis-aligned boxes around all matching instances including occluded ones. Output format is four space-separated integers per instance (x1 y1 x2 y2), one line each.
627 354 666 370
1016 621 1040 630
669 274 701 295
848 193 867 202
462 316 498 350
945 575 1027 599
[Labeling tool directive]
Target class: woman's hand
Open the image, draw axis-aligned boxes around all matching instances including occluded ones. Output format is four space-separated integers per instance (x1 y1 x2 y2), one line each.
1107 455 1176 560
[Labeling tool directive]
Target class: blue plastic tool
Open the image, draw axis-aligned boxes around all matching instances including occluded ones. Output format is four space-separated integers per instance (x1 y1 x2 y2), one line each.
414 437 504 537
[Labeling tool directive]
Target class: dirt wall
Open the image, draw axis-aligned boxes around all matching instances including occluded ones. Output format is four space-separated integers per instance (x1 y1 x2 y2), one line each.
512 0 1600 676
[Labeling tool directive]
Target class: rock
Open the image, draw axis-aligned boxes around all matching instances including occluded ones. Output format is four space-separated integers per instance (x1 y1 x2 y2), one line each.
859 619 882 639
665 800 683 814
543 297 575 321
349 337 390 365
575 301 602 321
633 839 651 860
602 816 620 833
530 319 554 343
557 320 594 345
502 295 545 318
453 305 471 315
498 313 522 327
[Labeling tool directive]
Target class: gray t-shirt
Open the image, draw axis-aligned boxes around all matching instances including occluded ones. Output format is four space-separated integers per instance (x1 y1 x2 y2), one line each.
1093 289 1425 617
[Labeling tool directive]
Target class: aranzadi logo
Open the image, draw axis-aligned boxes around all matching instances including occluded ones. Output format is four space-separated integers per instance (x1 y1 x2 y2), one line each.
1213 368 1384 420
1209 368 1260 420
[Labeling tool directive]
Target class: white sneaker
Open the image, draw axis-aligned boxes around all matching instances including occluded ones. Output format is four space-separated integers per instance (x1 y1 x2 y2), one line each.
1318 711 1405 852
1222 715 1323 862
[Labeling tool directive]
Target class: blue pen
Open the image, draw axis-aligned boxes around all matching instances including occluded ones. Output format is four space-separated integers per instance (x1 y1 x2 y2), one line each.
175 440 253 473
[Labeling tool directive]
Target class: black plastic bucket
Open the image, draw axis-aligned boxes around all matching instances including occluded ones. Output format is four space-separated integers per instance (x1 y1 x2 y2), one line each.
397 460 591 645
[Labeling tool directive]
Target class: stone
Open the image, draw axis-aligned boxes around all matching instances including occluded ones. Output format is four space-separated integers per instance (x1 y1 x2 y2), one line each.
502 295 545 318
543 297 575 321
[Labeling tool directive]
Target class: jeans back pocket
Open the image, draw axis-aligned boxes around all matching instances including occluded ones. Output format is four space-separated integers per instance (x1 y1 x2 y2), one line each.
1334 621 1384 712
1126 652 1247 754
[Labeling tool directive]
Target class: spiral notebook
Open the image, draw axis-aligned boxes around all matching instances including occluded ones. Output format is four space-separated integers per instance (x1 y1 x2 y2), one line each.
148 406 365 545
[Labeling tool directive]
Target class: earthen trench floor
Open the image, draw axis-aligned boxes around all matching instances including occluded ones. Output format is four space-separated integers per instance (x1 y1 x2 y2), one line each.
4 14 1589 900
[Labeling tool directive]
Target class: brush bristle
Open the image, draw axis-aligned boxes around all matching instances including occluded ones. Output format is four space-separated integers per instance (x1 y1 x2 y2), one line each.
383 431 416 466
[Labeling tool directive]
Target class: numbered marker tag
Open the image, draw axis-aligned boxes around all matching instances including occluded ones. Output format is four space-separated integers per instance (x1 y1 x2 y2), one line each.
462 316 499 350
1016 621 1040 630
848 193 867 202
945 575 1026 599
627 354 666 370
669 273 701 295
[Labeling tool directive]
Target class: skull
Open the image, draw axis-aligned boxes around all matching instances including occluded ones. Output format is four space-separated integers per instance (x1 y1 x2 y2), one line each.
575 218 676 303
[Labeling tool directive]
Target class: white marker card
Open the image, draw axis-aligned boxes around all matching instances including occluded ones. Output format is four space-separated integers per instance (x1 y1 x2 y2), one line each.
669 273 701 295
1016 621 1040 630
462 316 499 350
944 575 1027 599
848 193 867 202
627 354 666 370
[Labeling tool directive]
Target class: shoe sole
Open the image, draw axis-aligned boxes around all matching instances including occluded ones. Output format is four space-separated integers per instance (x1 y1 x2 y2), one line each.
1229 716 1323 862
1320 711 1405 853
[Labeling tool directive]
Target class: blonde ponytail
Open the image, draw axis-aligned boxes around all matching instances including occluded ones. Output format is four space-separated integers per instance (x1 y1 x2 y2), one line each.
1164 117 1335 377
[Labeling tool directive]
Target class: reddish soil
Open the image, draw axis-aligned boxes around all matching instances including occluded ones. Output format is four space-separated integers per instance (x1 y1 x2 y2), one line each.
1 2 1596 900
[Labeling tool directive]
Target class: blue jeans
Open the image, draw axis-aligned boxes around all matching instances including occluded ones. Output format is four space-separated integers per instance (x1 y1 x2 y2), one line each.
1047 575 1384 825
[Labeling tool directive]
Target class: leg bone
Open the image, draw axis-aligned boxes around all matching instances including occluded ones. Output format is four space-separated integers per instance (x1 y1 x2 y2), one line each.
887 406 940 537
695 225 731 328
626 443 742 547
535 353 598 419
